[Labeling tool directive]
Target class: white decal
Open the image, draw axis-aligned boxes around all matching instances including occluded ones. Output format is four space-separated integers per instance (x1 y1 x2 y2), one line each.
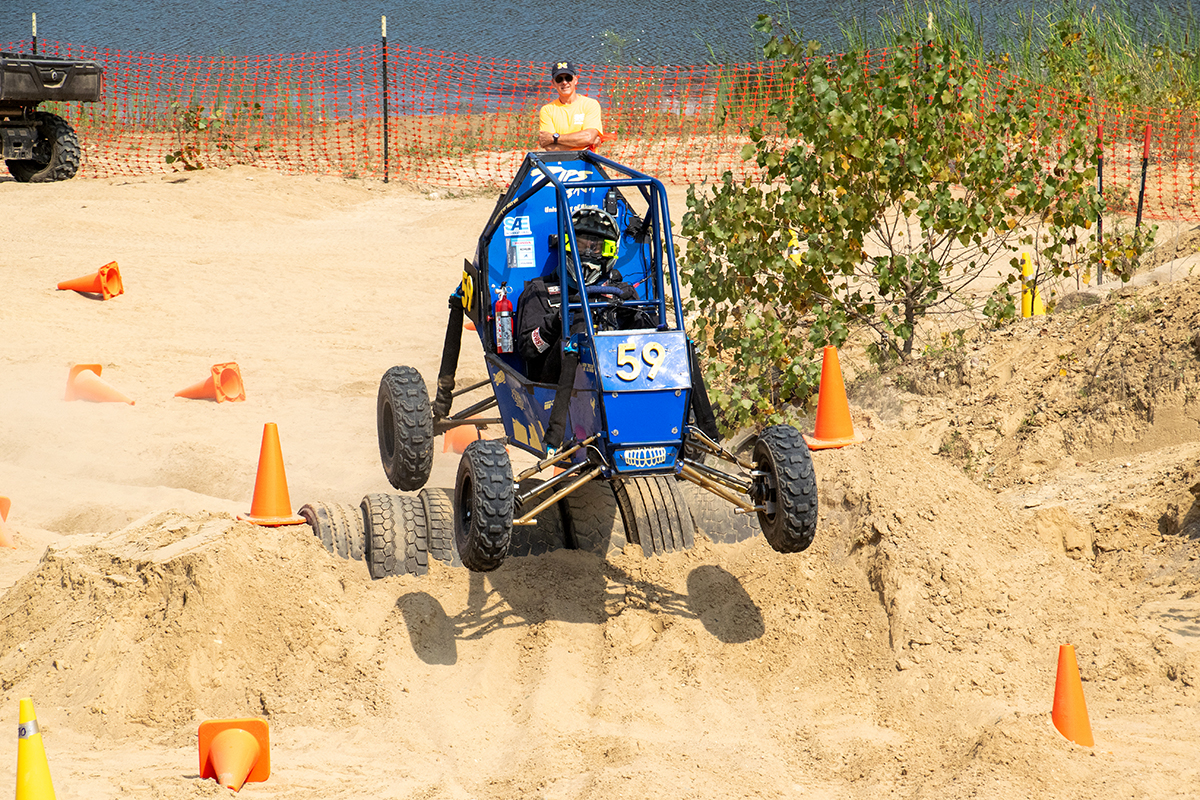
503 216 532 237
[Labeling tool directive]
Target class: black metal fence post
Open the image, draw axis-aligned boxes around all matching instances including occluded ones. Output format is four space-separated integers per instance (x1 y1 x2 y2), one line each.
1135 123 1150 231
382 15 390 184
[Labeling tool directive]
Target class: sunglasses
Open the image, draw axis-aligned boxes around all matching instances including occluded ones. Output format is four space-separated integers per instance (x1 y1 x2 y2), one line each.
554 74 575 84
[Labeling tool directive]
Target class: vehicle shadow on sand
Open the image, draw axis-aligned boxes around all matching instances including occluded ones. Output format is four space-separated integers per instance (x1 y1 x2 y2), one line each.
394 562 764 665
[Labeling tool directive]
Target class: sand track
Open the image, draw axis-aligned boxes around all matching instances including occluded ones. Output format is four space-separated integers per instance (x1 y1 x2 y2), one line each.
0 167 1197 799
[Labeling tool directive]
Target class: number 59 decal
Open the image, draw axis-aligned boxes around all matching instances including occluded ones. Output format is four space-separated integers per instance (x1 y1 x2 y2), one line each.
615 341 667 381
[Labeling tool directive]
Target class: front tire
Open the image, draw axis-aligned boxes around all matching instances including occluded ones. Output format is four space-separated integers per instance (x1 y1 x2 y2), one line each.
454 440 513 572
377 366 434 491
751 425 818 553
5 112 81 183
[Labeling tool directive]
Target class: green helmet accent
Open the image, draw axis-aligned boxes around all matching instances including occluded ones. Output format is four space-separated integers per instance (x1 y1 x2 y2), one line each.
566 206 619 287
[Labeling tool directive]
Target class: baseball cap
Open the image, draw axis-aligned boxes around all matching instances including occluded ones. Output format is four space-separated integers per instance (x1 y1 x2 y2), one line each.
551 60 577 80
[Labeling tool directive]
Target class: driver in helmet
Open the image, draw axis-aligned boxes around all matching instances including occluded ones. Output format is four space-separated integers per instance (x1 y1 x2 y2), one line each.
516 205 639 383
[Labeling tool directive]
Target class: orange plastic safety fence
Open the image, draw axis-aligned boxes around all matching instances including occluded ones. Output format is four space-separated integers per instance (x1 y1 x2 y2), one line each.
2 39 1197 222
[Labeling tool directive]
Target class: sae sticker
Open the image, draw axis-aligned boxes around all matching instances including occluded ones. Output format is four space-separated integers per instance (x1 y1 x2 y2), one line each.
507 236 535 270
503 216 532 237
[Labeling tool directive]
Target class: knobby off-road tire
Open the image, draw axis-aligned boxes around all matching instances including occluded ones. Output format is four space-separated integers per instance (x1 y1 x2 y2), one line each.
299 501 366 561
752 425 818 554
419 486 460 567
510 479 568 557
5 112 81 183
561 479 627 558
454 440 513 572
613 475 694 557
361 493 430 578
377 366 434 491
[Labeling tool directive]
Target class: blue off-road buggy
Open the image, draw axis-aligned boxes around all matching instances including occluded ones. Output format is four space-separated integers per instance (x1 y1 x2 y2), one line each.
371 151 817 573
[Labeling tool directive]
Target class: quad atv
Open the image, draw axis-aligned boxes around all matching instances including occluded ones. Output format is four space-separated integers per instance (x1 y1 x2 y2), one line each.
373 150 818 572
1 50 103 181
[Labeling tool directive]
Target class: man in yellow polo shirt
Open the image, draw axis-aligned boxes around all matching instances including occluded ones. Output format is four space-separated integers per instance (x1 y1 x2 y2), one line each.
537 60 603 151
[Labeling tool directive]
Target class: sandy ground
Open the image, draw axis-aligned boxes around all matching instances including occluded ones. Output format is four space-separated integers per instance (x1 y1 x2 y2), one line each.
0 166 1198 800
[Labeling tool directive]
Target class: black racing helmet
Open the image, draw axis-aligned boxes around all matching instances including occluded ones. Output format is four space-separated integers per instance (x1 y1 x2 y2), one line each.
566 206 619 287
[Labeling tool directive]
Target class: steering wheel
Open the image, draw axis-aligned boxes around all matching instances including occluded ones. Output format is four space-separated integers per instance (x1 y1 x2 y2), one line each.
584 284 624 299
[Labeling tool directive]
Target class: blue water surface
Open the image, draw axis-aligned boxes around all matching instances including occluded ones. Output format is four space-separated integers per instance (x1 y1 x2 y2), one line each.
0 0 1191 63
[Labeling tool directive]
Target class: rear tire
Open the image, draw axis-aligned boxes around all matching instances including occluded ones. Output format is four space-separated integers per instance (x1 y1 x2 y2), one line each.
561 479 627 558
299 501 366 561
377 366 434 491
361 493 430 578
454 440 513 572
419 487 461 567
5 112 80 183
751 425 818 553
613 476 694 557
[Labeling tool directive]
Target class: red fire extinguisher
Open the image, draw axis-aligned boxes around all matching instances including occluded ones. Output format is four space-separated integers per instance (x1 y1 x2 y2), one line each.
495 282 514 354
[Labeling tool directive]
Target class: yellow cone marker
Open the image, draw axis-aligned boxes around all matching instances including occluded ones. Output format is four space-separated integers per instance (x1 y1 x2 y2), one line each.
16 698 56 800
1021 253 1045 318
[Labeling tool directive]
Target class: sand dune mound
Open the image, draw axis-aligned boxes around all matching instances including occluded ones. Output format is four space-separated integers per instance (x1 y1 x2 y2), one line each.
0 512 384 742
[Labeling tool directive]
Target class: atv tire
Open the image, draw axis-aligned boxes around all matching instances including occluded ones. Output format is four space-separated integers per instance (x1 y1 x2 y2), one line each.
299 501 366 561
510 479 568 557
377 366 434 491
561 479 627 558
613 475 694 557
6 112 81 183
361 493 430 578
751 425 818 553
454 439 513 572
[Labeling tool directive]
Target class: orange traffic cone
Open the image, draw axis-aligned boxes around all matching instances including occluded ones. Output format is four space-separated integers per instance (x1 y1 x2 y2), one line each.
0 496 16 549
64 364 135 405
443 423 481 454
56 261 123 300
15 698 56 800
238 423 305 526
1051 644 1094 746
199 718 270 792
803 346 864 450
464 319 476 331
175 362 246 402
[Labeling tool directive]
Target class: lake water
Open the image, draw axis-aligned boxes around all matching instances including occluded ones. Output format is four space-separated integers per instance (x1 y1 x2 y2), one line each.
0 0 1190 63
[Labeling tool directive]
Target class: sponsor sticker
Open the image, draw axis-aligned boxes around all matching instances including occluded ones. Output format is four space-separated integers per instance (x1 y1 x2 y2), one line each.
503 216 532 237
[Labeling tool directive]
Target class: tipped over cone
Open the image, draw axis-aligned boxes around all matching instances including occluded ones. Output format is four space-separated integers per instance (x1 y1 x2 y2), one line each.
803 346 864 450
238 423 305 526
1052 644 1094 746
56 261 123 300
16 698 56 800
0 496 16 549
176 362 246 402
199 718 270 792
443 423 481 454
64 364 135 405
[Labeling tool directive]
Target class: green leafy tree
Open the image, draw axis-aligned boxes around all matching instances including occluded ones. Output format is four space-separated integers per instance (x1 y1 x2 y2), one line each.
682 23 1143 433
